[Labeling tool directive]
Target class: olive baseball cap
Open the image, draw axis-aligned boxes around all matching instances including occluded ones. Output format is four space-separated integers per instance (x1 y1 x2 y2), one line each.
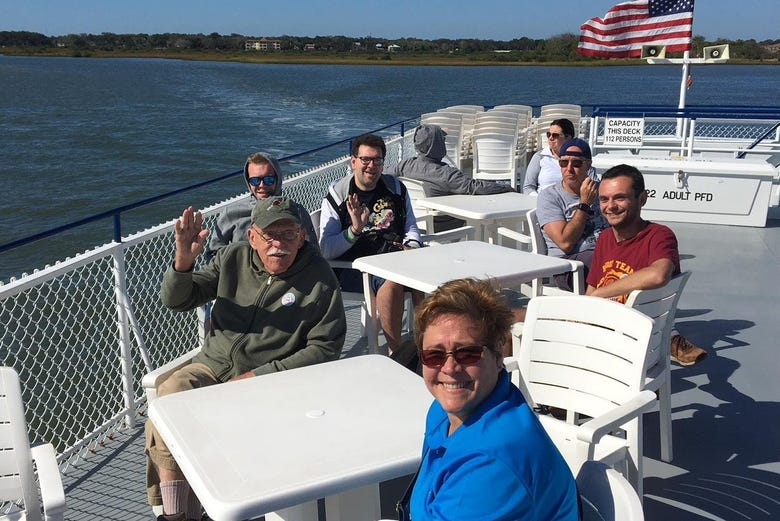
251 196 301 229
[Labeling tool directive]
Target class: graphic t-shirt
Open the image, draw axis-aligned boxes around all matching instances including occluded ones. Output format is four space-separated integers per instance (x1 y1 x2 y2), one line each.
587 222 680 303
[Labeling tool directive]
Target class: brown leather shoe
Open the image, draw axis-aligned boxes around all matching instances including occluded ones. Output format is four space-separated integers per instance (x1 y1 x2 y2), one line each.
670 334 707 366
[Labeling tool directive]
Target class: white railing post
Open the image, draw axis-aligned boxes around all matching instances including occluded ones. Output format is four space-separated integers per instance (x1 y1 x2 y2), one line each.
112 244 137 428
687 119 696 158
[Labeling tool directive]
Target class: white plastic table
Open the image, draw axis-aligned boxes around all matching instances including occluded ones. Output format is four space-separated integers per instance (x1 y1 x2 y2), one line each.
416 191 537 241
352 241 583 352
148 355 431 521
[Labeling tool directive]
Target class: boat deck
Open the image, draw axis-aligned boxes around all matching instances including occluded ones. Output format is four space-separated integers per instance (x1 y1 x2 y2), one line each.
60 221 780 520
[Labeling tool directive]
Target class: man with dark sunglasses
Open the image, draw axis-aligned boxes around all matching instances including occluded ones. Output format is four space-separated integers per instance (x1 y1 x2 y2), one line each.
536 138 607 290
205 152 318 260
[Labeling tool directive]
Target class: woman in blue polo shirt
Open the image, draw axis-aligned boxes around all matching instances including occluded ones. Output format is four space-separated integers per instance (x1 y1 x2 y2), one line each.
409 278 579 520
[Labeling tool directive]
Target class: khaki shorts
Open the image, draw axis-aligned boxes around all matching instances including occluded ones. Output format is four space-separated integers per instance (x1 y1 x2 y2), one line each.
145 362 219 506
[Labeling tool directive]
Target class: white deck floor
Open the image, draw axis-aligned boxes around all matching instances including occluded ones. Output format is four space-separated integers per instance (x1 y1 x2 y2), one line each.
62 221 780 520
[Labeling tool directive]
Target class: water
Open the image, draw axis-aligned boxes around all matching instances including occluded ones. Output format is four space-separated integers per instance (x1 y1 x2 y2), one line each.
1 55 778 280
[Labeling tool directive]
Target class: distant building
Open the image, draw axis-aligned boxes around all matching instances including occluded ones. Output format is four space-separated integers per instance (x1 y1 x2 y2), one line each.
304 43 316 51
387 44 401 52
763 42 780 54
245 38 281 51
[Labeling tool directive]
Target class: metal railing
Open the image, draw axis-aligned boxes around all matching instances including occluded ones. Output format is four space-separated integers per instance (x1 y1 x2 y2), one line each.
587 105 780 160
0 122 416 474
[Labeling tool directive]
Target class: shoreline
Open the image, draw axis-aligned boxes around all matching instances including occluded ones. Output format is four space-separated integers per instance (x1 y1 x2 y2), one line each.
3 48 777 67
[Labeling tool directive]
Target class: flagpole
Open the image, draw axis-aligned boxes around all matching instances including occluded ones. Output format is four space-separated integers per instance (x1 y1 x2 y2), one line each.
676 51 691 137
678 51 690 110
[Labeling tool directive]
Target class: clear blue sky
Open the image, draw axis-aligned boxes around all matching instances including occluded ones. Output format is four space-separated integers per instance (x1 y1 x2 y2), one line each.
1 0 777 41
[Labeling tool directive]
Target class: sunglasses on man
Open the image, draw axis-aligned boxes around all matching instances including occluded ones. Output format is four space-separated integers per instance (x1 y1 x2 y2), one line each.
248 175 277 187
558 159 585 168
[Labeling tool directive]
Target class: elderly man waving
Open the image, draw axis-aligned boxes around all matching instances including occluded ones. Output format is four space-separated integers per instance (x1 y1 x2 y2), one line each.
147 196 346 521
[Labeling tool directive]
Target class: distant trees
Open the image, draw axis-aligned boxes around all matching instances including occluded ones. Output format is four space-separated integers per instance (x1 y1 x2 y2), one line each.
0 31 53 47
0 30 777 61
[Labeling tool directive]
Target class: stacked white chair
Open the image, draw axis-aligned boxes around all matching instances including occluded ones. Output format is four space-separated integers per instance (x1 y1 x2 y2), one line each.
437 105 484 169
535 103 582 150
471 110 525 190
0 367 65 521
504 295 656 497
492 104 533 130
420 112 466 170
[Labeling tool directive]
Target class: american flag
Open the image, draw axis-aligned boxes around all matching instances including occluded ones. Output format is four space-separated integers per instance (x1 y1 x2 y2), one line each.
577 0 695 58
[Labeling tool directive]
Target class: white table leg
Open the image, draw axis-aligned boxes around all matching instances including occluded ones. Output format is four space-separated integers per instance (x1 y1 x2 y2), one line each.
265 500 319 521
362 271 380 354
324 483 382 521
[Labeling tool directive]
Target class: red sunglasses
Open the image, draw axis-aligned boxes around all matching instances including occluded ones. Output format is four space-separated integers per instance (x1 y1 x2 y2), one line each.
418 345 486 368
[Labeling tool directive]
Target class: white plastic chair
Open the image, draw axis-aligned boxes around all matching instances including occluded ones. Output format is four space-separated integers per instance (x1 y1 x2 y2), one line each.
625 271 691 463
577 461 645 521
437 104 484 113
497 209 583 298
142 347 203 402
396 176 438 233
0 367 65 521
491 104 533 128
504 295 656 497
471 129 519 189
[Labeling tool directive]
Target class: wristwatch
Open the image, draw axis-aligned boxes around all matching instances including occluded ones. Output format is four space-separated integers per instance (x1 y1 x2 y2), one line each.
577 203 594 215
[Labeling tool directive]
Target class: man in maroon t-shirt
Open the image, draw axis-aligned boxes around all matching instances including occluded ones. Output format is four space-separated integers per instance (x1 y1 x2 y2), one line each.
587 164 706 365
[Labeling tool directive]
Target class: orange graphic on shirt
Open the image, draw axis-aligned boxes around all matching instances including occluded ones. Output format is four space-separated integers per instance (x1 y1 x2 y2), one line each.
595 260 634 304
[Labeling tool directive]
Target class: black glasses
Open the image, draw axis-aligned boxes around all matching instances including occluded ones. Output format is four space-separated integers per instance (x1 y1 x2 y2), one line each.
356 156 384 166
559 159 585 168
255 228 300 243
248 175 277 187
547 131 566 140
418 345 486 368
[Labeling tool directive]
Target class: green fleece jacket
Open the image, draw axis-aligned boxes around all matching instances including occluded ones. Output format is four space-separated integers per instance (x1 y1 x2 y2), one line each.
160 241 346 381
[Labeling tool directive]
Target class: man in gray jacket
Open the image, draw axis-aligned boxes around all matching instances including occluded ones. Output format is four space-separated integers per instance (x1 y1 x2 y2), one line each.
147 196 346 521
393 123 514 231
204 152 318 260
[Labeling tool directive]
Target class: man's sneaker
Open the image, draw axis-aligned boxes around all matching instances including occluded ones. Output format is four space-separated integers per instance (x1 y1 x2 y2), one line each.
670 334 707 366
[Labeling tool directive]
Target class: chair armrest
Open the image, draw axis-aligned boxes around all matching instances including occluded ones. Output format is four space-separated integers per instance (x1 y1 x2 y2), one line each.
422 225 475 246
328 259 354 270
142 347 201 402
503 356 519 373
31 443 65 521
576 390 656 445
566 259 586 295
496 226 532 246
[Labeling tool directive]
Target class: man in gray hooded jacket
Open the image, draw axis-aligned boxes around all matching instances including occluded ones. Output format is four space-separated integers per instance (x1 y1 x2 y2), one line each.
392 123 514 230
205 152 318 260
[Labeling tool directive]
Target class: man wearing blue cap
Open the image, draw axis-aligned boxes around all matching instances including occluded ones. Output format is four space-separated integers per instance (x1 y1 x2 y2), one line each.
535 138 607 290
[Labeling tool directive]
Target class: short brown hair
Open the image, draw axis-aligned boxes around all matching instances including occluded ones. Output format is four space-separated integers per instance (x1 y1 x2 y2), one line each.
414 278 513 355
351 134 386 158
601 164 645 197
